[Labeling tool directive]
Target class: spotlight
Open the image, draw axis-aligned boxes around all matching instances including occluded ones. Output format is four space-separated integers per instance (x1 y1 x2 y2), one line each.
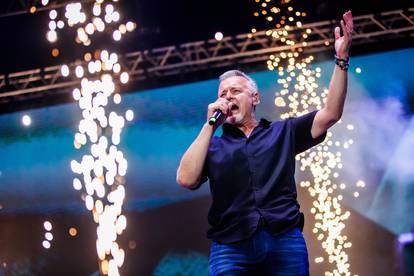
22 115 32 126
214 32 223 41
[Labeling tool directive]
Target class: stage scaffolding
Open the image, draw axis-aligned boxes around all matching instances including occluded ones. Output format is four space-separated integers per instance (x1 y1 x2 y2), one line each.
1 7 414 102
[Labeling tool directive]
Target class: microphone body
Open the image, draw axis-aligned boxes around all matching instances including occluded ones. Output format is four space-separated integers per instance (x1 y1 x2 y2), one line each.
208 110 223 125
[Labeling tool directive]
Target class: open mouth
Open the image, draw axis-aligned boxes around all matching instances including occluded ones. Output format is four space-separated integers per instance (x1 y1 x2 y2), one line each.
230 104 239 111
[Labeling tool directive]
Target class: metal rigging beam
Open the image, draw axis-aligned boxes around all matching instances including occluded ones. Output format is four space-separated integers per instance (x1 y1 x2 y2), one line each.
1 7 413 101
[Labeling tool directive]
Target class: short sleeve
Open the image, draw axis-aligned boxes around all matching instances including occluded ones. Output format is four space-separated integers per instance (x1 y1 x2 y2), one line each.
290 110 326 154
188 159 209 190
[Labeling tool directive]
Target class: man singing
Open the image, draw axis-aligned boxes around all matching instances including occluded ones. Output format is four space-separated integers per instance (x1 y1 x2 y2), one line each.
177 11 353 276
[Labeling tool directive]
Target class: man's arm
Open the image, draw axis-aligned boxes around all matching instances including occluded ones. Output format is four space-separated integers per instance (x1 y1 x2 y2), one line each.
312 10 353 139
176 123 214 189
176 98 230 189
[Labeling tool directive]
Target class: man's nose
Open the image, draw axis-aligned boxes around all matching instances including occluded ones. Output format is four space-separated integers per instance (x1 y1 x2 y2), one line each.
225 91 233 100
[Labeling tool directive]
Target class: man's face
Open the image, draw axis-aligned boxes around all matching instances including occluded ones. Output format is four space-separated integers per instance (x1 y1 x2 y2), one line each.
218 76 259 125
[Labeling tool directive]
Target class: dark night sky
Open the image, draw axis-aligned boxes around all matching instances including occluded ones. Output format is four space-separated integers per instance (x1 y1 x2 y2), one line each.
0 0 412 74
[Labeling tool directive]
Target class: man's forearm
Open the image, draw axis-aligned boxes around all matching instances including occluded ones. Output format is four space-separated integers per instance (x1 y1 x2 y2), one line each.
176 123 214 189
325 64 348 121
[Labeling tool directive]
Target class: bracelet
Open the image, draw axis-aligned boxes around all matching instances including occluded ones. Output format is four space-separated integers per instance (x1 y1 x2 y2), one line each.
334 54 349 71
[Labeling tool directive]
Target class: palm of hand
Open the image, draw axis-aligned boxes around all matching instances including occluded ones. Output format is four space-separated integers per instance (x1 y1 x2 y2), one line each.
335 37 349 58
334 10 353 59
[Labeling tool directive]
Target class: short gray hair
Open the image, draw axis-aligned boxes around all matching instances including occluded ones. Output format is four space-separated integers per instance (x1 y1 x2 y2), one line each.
219 70 258 94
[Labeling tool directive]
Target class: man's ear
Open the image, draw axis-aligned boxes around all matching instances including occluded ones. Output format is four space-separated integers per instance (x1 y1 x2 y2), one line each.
253 92 260 106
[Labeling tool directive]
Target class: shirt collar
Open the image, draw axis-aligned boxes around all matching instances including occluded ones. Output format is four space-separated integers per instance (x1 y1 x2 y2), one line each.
222 118 272 137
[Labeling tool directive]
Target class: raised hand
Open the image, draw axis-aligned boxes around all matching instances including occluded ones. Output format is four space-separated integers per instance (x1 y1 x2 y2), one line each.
334 10 353 59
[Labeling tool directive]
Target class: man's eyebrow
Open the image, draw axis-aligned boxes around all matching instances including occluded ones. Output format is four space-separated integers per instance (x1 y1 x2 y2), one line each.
220 85 243 92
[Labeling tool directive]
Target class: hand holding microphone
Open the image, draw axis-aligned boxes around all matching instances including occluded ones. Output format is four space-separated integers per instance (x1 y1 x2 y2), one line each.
207 98 230 127
208 110 223 125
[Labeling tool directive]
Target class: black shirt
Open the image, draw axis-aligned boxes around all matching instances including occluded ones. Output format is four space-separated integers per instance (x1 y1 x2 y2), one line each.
194 110 326 243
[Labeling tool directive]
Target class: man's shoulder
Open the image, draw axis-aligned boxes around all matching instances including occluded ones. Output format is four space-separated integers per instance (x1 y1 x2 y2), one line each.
267 117 290 130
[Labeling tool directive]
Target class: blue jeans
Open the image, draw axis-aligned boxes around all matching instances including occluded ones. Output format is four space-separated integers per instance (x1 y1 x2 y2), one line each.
209 227 309 276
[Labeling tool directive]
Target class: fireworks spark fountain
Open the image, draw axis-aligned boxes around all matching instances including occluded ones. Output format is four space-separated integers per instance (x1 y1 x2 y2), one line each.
44 1 136 275
252 1 365 275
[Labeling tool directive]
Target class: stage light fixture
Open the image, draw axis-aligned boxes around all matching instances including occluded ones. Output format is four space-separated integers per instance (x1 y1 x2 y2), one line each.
22 115 32 126
214 32 223 41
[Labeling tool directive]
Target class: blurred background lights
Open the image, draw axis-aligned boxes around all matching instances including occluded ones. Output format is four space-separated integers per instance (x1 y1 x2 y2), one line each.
125 110 134 121
315 257 324 263
93 4 101 16
355 67 361 74
22 114 32 126
49 21 56 30
69 227 78 237
125 21 136 32
42 240 51 249
214 31 223 41
61 64 70 77
75 65 84 78
120 72 129 84
51 48 59 57
57 20 65 29
128 240 136 250
113 30 122 41
113 93 121 104
105 4 114 14
47 30 57 42
43 220 52 231
113 63 121 73
49 10 57 20
42 220 53 249
45 232 54 241
356 180 365 188
73 178 82 190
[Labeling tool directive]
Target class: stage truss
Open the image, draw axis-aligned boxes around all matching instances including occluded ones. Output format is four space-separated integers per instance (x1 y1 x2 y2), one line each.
1 7 414 102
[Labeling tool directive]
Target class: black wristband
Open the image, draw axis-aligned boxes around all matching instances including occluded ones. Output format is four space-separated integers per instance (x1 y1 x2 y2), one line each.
334 55 349 71
334 54 349 62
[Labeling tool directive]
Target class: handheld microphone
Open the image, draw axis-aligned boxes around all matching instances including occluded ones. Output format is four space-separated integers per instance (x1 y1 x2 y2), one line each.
208 110 222 125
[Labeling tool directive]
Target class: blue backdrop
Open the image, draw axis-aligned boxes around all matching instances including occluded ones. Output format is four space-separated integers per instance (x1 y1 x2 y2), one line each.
0 47 413 235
